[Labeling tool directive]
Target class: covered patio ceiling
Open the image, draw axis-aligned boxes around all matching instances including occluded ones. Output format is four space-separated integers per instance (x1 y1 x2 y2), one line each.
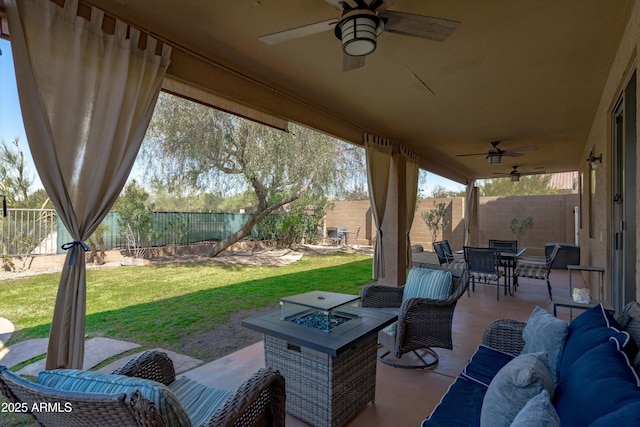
79 0 632 183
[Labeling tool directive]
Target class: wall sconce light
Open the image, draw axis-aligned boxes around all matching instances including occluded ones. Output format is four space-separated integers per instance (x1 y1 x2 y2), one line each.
587 151 602 170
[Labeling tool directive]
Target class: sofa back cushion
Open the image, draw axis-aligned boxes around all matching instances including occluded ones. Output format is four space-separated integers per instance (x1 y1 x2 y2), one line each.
617 301 640 372
588 401 640 427
558 304 632 379
38 369 192 427
554 338 640 427
403 268 452 302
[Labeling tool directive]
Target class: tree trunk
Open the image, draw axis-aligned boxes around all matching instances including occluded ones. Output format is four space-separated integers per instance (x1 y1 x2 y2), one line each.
206 195 302 257
207 211 267 257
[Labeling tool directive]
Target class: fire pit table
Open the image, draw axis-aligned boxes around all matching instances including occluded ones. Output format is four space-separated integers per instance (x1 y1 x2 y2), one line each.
242 291 397 427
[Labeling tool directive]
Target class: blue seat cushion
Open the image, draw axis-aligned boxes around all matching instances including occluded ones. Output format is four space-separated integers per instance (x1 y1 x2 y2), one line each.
421 374 487 427
554 338 640 427
38 369 192 427
463 345 515 386
422 346 514 427
169 376 232 427
403 268 452 302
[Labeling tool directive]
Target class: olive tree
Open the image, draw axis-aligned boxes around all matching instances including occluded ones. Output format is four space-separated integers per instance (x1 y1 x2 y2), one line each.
142 93 347 256
421 201 450 243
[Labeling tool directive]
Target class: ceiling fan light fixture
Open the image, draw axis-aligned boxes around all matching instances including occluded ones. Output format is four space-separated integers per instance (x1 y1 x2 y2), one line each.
511 174 520 182
487 153 502 164
335 10 383 57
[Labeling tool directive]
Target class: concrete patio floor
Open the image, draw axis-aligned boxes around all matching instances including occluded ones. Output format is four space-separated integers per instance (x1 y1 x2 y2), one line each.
187 267 580 426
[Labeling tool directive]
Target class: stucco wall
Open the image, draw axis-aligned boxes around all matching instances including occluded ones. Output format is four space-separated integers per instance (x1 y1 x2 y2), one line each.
580 0 639 302
478 195 579 256
326 193 579 256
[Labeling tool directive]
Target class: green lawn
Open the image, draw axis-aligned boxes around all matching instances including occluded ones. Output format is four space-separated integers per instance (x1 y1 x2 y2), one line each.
2 253 374 360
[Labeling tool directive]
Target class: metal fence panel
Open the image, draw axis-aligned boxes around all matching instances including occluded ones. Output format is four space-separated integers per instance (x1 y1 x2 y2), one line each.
56 211 256 254
0 209 57 256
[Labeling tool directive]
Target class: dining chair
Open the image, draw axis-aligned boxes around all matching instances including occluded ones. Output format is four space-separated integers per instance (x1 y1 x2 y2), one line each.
463 246 505 300
513 244 562 300
489 239 519 291
441 240 461 260
433 241 466 270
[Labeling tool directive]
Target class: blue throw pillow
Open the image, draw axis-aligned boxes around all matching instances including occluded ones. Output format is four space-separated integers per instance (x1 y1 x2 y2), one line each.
559 304 631 378
403 268 452 301
522 306 568 385
554 338 640 427
480 352 555 427
38 369 192 427
511 390 561 427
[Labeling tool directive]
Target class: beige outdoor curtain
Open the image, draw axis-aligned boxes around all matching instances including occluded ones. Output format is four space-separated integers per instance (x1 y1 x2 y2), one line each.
365 133 392 279
6 0 171 369
464 180 476 246
402 146 419 269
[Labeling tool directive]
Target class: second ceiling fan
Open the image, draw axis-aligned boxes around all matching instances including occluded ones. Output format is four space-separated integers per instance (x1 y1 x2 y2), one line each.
493 166 547 182
259 0 459 71
456 141 537 164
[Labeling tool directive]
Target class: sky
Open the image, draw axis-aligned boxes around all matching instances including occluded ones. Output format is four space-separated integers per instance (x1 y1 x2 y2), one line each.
0 38 463 196
0 39 35 182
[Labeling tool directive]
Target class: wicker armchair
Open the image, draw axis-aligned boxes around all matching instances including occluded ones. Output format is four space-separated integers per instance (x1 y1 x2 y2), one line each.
360 264 469 369
0 350 286 427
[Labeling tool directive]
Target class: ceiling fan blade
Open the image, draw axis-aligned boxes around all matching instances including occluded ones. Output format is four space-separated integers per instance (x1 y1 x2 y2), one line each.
325 0 355 9
502 152 524 157
326 0 393 11
375 0 401 12
343 54 365 71
455 153 488 157
380 10 459 42
504 146 537 154
259 19 339 45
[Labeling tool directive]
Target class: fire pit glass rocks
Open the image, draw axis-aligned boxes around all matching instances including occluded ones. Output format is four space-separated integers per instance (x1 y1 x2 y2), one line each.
280 291 361 332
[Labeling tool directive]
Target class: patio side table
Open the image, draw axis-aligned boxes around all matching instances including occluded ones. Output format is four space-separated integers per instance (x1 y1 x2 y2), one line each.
552 265 613 320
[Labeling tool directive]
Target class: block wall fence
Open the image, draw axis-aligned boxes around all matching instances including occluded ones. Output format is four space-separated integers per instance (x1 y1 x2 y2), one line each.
325 194 579 256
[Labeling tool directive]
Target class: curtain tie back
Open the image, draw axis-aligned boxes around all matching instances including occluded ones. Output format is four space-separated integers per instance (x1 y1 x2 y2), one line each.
61 241 90 266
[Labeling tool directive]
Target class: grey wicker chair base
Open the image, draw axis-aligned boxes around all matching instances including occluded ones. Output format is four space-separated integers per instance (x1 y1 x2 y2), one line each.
361 264 469 371
378 347 439 369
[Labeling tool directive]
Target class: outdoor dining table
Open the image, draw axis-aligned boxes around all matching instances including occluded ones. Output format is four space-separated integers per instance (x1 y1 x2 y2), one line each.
500 248 527 295
456 247 526 296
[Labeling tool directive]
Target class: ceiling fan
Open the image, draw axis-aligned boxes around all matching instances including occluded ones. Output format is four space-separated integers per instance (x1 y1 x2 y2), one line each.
493 166 547 182
456 141 537 164
259 0 459 71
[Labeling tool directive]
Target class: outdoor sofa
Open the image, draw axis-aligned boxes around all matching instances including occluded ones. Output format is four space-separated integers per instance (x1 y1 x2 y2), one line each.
0 349 286 427
423 302 640 426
